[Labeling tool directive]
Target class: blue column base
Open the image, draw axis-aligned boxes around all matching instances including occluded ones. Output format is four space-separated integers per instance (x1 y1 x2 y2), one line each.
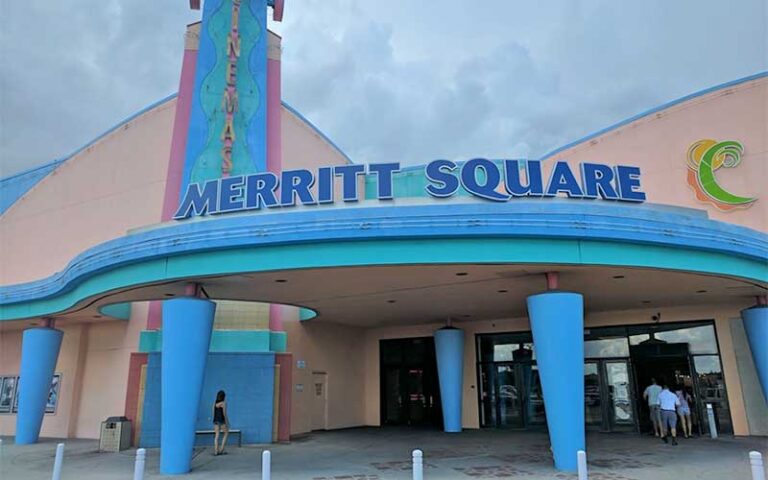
16 328 64 444
742 305 768 401
527 292 584 472
434 327 464 433
160 298 216 475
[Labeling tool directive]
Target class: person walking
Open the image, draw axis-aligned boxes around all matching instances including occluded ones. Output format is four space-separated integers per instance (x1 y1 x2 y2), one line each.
675 386 694 438
643 378 663 437
658 383 681 445
212 390 230 456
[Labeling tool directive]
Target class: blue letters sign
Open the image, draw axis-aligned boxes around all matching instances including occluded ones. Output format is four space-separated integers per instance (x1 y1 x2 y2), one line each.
173 159 645 219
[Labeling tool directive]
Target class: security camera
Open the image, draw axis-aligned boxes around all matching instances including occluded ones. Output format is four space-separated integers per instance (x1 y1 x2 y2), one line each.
652 312 661 322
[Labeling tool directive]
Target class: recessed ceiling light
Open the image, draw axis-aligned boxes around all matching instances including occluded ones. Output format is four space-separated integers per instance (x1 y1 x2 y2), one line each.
612 275 625 279
387 299 396 303
461 314 471 318
696 290 707 293
164 293 175 297
275 279 288 283
93 315 102 319
641 300 651 304
497 289 508 293
455 272 468 276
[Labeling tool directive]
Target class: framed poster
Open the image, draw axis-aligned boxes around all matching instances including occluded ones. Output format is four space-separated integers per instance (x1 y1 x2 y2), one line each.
45 374 62 414
0 377 17 413
12 376 20 413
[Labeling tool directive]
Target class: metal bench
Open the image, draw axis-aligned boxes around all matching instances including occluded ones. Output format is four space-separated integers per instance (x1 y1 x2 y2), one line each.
195 429 242 447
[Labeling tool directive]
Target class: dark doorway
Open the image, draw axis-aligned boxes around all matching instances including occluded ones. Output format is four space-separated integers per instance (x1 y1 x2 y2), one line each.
380 337 442 428
631 341 695 434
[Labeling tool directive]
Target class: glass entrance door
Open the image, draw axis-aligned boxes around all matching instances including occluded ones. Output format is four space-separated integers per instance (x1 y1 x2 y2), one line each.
481 363 545 428
604 360 635 431
584 362 602 427
380 337 442 427
495 365 523 428
584 360 637 431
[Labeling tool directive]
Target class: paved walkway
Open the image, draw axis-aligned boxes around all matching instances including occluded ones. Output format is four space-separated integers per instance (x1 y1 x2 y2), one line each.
1 428 767 479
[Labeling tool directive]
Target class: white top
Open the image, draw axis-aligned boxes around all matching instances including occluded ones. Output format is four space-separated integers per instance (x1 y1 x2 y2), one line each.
658 389 681 411
644 384 662 406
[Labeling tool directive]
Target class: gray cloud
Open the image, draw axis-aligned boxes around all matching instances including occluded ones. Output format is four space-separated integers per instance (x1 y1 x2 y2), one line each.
1 0 765 177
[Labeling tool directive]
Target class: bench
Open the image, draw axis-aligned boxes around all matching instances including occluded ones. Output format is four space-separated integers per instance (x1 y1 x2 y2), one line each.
195 429 242 447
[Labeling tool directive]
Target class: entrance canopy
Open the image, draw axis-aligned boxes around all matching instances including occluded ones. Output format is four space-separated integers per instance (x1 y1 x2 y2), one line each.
0 200 765 326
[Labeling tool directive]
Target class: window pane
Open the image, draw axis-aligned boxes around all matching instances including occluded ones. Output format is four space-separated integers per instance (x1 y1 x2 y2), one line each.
584 337 630 358
493 343 515 362
656 325 718 354
694 355 732 434
478 333 533 362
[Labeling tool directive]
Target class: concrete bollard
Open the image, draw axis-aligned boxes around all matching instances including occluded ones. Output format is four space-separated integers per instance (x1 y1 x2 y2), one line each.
133 448 146 480
412 449 423 480
706 403 718 439
577 450 588 480
262 450 271 480
750 451 766 480
51 443 65 480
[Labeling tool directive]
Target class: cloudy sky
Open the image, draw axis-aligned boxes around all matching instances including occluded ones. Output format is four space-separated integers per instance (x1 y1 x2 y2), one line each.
1 0 765 176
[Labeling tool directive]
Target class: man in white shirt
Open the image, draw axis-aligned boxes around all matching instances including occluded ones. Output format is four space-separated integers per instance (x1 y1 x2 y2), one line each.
643 378 663 437
657 383 681 445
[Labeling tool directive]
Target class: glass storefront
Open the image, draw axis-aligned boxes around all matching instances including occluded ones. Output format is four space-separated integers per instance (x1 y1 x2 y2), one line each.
476 320 732 434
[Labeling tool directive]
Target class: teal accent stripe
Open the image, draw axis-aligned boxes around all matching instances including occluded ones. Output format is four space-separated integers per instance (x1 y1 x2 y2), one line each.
97 302 131 320
269 331 287 353
2 237 765 322
299 308 317 322
139 329 277 353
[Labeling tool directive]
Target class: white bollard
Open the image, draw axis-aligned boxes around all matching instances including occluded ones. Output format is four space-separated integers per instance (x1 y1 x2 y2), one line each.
750 451 766 480
706 403 718 439
262 450 271 480
51 443 65 480
577 450 588 480
133 448 146 480
412 449 423 480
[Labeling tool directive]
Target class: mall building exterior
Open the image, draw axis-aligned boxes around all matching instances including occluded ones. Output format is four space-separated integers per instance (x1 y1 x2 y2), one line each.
0 0 766 474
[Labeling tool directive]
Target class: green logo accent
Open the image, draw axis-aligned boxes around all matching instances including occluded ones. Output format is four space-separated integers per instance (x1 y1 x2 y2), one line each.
686 139 757 211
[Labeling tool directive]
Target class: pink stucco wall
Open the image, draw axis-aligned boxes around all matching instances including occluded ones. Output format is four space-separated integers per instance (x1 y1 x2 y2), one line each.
0 99 175 286
541 76 766 231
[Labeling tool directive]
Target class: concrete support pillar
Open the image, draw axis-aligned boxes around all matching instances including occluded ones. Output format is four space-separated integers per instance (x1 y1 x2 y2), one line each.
434 327 464 432
742 305 768 401
527 291 584 472
15 327 64 444
160 298 216 474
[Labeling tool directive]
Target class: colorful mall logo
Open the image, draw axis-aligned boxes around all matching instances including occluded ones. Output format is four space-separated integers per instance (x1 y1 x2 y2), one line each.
686 139 757 211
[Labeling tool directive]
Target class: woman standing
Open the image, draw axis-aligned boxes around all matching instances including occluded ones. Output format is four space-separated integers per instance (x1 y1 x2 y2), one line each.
675 386 693 438
212 390 230 455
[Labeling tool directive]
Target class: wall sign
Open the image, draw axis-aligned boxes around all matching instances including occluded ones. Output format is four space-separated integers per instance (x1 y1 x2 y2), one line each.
174 159 646 220
686 139 757 211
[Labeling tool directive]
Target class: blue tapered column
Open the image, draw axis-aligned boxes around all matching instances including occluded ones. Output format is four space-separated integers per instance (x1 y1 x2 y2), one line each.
161 298 216 475
434 327 464 432
15 328 64 444
742 306 768 401
527 292 584 472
